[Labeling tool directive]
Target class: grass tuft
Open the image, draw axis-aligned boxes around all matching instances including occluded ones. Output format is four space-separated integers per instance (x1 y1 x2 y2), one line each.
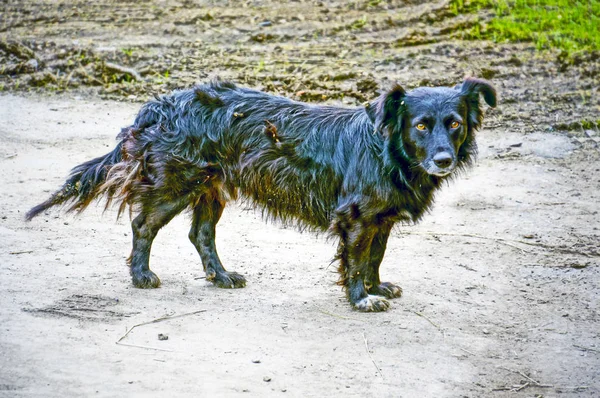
452 0 600 54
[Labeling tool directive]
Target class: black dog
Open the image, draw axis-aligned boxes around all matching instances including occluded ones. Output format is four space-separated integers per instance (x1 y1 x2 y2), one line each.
27 78 496 312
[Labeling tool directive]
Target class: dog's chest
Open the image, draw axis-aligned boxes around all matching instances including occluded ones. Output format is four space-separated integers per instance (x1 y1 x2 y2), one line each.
387 181 437 224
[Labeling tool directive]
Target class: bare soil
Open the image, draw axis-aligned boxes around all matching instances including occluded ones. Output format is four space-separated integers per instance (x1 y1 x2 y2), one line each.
1 1 599 397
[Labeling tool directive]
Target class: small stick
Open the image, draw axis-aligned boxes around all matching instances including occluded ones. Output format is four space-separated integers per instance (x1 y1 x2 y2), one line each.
459 347 475 356
116 342 172 352
410 310 443 334
104 62 143 81
317 308 364 322
406 231 598 258
10 250 33 255
5 153 18 159
60 68 75 89
573 344 600 353
78 65 105 86
528 321 553 331
499 366 553 388
513 382 530 391
457 263 477 272
116 309 207 350
497 240 530 254
362 332 383 377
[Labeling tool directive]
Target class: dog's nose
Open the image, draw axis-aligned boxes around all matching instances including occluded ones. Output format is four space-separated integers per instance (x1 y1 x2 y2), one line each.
433 152 453 168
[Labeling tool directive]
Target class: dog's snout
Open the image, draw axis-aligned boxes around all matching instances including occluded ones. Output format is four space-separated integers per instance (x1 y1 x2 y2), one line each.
433 152 453 168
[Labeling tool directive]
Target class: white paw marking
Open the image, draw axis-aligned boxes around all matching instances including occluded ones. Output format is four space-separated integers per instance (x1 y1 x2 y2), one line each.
354 295 390 312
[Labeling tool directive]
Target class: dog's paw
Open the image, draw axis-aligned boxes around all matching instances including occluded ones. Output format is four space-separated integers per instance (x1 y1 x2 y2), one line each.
211 271 247 289
353 295 390 312
131 270 161 289
370 282 403 299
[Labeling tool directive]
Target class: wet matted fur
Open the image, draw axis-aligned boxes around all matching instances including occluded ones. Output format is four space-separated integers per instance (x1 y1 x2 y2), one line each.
27 78 496 312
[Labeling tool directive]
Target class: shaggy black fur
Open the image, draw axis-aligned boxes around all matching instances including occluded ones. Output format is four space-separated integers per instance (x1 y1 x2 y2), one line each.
26 77 496 312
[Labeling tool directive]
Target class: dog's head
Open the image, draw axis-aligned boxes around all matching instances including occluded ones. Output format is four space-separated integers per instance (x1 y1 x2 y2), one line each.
369 78 496 177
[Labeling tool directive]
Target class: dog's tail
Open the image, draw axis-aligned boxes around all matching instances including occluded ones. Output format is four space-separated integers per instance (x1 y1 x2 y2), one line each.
25 142 123 221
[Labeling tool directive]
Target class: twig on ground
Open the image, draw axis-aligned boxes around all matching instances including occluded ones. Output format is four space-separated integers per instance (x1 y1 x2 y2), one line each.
60 68 75 89
410 310 444 335
513 382 530 391
78 66 105 86
10 250 33 255
573 344 600 353
406 231 597 258
115 342 172 352
116 309 207 351
104 62 143 81
317 308 364 322
5 153 18 159
457 263 477 272
528 321 553 331
499 366 553 388
362 332 383 377
459 347 475 356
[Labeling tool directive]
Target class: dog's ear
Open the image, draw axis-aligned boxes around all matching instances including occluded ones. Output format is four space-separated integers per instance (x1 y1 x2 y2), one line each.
459 77 497 107
367 84 406 135
456 77 497 130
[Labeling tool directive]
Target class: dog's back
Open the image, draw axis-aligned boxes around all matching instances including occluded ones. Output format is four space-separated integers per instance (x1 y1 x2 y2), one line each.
123 81 391 230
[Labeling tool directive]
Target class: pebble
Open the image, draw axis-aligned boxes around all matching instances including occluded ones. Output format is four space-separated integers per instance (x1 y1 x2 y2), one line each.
25 59 39 72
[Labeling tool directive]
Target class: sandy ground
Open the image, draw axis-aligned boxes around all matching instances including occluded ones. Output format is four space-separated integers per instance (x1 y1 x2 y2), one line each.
0 91 598 397
1 0 600 396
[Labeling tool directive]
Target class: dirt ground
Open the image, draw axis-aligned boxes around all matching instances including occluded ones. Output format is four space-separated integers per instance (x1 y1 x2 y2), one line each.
1 1 599 397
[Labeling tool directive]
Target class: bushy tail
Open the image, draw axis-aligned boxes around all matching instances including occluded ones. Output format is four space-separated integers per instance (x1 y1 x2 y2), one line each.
25 142 123 220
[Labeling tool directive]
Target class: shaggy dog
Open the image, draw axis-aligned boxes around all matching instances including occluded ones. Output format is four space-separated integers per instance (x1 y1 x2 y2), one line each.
27 78 496 312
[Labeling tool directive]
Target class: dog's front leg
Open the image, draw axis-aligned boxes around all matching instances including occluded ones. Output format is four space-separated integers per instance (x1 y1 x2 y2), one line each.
365 225 403 299
338 221 390 312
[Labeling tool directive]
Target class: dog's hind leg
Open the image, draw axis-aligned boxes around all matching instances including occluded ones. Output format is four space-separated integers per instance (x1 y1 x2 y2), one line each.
189 197 246 289
364 226 403 299
129 200 187 288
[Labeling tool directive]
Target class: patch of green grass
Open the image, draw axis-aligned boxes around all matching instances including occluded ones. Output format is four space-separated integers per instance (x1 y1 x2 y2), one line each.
255 58 266 73
349 15 368 30
581 119 600 130
121 48 135 57
452 0 600 53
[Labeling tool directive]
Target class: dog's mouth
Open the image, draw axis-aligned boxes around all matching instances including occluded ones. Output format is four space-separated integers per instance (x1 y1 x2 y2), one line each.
430 170 453 177
420 160 456 177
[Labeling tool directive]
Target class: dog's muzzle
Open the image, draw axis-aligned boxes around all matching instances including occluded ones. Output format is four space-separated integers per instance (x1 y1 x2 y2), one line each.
423 151 456 177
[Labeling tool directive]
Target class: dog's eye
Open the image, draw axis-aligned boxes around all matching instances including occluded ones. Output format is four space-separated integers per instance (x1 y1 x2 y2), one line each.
416 123 427 131
450 121 460 129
